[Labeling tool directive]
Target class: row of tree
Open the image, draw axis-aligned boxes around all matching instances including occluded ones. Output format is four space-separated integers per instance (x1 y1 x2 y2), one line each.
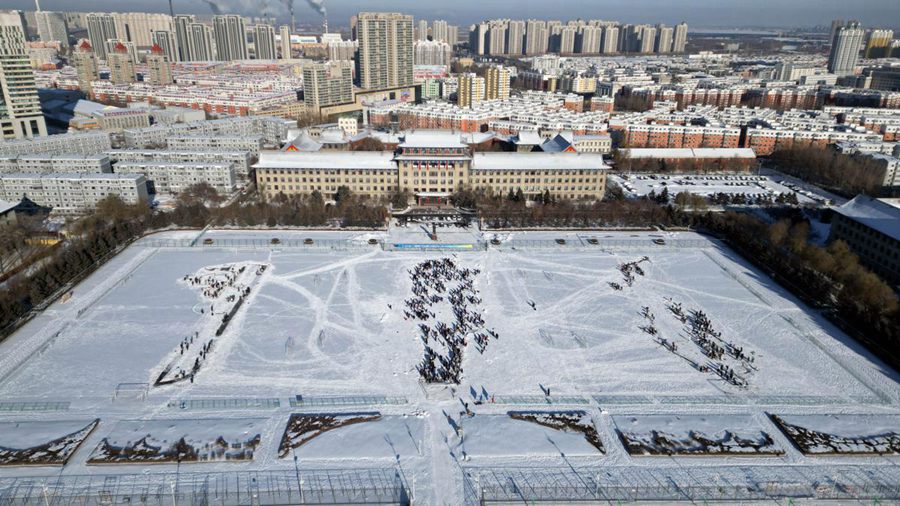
769 146 887 197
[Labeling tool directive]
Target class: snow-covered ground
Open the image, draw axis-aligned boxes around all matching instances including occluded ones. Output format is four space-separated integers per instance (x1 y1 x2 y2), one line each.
2 226 900 504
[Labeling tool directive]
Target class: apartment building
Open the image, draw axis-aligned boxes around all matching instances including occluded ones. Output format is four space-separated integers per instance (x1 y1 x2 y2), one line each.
107 150 251 177
114 162 235 195
0 173 148 213
1 154 112 174
165 135 263 157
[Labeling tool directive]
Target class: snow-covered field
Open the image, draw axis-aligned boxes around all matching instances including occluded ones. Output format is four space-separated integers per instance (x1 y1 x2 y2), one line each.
2 226 900 504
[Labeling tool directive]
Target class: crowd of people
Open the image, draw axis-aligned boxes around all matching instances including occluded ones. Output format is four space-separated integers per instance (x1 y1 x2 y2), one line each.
405 258 497 383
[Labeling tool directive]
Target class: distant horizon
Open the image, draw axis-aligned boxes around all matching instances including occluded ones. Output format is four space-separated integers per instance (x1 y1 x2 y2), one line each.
2 0 899 31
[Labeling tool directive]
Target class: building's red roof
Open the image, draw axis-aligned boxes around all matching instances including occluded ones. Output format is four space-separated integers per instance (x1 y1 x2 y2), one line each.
151 44 165 54
114 42 128 53
78 40 92 51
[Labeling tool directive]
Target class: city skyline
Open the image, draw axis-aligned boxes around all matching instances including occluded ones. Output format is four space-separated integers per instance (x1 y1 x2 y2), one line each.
0 0 899 29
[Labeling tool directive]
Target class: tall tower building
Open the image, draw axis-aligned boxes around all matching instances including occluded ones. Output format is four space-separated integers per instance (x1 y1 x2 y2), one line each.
639 25 656 53
0 18 47 139
485 66 510 100
213 15 249 61
72 40 99 95
356 12 414 90
601 25 619 53
146 44 173 85
107 42 135 84
447 25 458 46
525 20 548 55
829 19 845 46
111 13 172 49
173 15 195 61
487 21 507 55
188 23 215 61
673 22 688 52
279 25 291 58
470 22 488 55
457 73 484 108
828 22 864 75
34 11 68 44
432 20 449 43
254 24 277 59
86 13 117 59
655 25 673 53
151 30 178 61
506 20 525 56
865 29 894 58
414 40 451 66
559 26 576 54
576 25 601 54
302 61 353 109
417 19 428 41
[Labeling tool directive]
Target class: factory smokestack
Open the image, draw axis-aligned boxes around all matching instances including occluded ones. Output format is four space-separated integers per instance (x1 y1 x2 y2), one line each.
168 0 174 17
34 0 41 11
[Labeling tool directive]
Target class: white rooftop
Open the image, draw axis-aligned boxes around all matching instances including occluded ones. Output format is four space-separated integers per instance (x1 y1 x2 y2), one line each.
0 199 16 215
834 195 900 242
473 152 609 171
254 151 396 170
399 131 468 149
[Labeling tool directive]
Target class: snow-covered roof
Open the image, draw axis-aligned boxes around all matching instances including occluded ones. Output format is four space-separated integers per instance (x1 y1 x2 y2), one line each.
834 195 900 242
254 152 396 170
0 199 17 215
472 153 608 171
625 148 757 159
400 131 467 149
513 131 543 146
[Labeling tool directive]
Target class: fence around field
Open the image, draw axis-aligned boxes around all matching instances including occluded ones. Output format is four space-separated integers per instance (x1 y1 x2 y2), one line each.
465 465 900 504
500 237 715 250
0 468 407 506
135 237 376 250
290 395 409 409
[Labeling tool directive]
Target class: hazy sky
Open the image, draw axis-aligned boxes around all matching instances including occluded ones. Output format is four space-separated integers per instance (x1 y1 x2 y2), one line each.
4 0 900 29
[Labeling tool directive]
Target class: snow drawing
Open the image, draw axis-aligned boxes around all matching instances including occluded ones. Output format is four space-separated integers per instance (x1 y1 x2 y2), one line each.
154 262 268 386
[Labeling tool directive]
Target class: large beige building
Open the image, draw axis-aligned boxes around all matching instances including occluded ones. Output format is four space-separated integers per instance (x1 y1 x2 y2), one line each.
356 12 414 90
255 133 607 204
0 19 47 139
457 73 485 108
485 66 511 101
145 45 173 85
107 42 135 84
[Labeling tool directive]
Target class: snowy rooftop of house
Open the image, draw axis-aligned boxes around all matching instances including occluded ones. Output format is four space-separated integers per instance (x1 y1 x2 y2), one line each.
625 148 757 159
472 152 608 170
254 151 396 170
834 195 900 242
0 199 16 215
399 131 468 149
0 172 144 181
513 131 544 145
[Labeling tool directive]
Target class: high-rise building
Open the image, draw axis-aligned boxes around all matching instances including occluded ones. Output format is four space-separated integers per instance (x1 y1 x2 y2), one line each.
111 13 172 49
146 44 173 85
105 39 137 62
506 20 525 55
448 25 459 46
432 20 449 43
151 30 178 62
417 19 429 41
865 29 894 58
576 25 601 54
327 40 357 61
655 25 673 53
279 25 291 58
525 20 548 55
187 23 215 61
414 40 451 66
559 26 576 54
72 40 99 95
487 20 507 55
673 22 688 52
485 66 511 100
470 22 488 55
829 19 845 46
601 25 619 53
86 13 117 59
639 25 656 53
828 21 864 75
173 15 195 61
213 15 249 61
107 42 135 84
254 24 277 59
302 61 353 109
457 73 485 108
356 12 414 90
0 18 47 139
34 11 68 44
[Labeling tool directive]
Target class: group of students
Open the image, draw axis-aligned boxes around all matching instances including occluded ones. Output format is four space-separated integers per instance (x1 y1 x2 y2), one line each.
405 258 497 383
